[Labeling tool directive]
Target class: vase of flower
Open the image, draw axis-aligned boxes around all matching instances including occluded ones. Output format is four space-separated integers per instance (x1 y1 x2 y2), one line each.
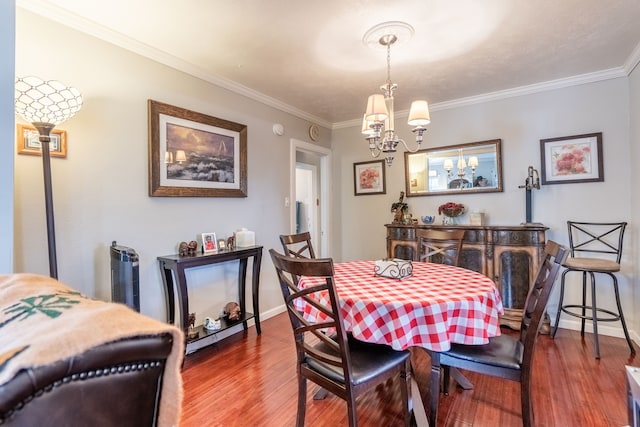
438 202 465 225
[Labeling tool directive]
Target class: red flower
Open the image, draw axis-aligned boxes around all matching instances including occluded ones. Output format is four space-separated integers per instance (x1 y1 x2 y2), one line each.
438 202 465 217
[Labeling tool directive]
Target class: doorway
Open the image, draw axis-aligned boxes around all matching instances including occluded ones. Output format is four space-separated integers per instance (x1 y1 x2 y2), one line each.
290 139 331 257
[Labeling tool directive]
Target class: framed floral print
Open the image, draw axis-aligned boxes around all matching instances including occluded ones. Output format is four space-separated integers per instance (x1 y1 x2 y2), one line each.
540 132 603 185
353 160 386 196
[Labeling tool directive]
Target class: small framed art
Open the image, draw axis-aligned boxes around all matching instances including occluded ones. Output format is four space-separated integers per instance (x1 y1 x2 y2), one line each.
540 132 603 185
201 232 218 253
17 124 67 158
353 160 386 196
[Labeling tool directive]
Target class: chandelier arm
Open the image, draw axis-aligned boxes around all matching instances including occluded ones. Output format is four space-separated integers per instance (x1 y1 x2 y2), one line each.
398 138 423 154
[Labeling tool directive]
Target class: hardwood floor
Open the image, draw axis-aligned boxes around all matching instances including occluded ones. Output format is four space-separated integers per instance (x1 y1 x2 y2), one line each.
180 313 636 426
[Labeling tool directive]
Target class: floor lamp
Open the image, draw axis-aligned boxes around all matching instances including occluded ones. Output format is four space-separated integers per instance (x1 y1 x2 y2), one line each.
14 76 83 279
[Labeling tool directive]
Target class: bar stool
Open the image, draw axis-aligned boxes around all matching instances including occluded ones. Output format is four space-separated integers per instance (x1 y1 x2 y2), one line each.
551 221 635 358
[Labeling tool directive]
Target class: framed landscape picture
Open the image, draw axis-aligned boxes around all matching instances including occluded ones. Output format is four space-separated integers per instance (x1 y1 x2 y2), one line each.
148 100 247 197
540 132 603 185
16 124 67 158
353 160 386 195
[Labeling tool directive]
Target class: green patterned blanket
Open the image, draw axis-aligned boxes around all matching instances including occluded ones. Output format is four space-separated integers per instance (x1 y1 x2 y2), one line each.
0 273 184 426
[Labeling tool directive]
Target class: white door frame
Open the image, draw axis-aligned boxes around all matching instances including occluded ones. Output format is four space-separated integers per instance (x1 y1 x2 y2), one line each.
290 139 331 257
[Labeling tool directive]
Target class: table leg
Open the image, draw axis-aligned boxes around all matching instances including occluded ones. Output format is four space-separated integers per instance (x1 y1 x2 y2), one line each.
408 362 430 427
252 250 262 334
238 258 248 331
158 262 175 325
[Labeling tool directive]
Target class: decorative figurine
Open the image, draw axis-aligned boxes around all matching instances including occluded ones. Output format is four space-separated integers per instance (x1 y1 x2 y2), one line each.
178 241 189 256
390 191 409 224
187 312 199 339
187 240 198 255
223 301 241 321
226 235 235 251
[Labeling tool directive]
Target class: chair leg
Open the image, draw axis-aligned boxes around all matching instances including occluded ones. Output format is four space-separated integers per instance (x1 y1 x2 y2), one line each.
520 377 533 427
552 269 570 338
297 376 307 427
589 272 600 359
401 362 412 427
346 392 358 427
429 353 441 427
611 273 636 355
442 365 451 394
581 271 588 337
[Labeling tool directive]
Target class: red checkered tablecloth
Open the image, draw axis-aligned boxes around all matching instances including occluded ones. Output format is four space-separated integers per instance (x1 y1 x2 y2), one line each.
296 260 504 352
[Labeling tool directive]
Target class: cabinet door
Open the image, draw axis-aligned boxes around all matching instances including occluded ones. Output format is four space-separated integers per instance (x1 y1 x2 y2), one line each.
459 246 486 275
495 249 533 309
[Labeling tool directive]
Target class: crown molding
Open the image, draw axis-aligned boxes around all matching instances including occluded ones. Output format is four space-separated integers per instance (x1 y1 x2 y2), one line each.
333 67 627 130
17 0 333 129
624 40 640 75
18 0 638 132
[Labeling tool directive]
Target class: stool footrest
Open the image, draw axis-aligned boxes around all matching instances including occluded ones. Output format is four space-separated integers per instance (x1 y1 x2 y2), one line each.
560 304 622 322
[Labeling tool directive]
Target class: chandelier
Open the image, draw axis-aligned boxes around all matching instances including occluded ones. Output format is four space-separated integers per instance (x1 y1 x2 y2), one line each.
362 22 431 166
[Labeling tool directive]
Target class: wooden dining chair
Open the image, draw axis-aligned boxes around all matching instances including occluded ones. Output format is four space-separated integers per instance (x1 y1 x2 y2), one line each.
416 228 466 266
269 249 412 427
279 231 316 259
428 240 567 427
551 221 634 358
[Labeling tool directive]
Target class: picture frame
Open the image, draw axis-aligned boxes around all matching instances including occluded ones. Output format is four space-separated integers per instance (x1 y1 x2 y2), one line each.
217 239 227 251
148 100 248 197
353 160 386 196
540 132 603 185
201 232 218 253
16 124 67 158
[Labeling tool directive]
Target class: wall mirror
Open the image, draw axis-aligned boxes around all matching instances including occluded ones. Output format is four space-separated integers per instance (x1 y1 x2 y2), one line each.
404 139 503 197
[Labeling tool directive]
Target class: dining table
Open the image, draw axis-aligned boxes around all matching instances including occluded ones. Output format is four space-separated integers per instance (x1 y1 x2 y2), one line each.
296 259 504 426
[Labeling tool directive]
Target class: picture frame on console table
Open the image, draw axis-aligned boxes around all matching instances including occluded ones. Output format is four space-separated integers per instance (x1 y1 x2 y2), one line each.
540 132 603 185
201 232 218 253
353 159 386 196
148 100 247 197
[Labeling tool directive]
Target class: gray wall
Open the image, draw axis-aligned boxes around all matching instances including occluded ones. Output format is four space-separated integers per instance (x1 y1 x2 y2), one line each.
10 7 640 342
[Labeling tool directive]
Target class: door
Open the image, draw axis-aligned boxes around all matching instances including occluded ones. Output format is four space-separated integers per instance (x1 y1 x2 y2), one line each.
290 139 331 257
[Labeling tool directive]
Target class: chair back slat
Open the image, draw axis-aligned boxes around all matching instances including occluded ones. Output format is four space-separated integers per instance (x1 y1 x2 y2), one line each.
280 232 316 259
519 241 567 361
416 229 466 266
269 249 352 380
567 221 626 263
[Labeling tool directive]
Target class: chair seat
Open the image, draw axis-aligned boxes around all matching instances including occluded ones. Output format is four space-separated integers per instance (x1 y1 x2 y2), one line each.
444 334 523 371
306 339 410 386
563 257 620 273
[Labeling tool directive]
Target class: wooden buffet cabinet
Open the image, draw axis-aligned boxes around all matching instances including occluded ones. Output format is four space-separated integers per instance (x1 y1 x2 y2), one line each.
386 223 548 330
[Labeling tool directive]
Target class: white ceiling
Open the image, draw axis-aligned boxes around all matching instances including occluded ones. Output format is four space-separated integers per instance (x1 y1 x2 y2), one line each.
18 0 640 128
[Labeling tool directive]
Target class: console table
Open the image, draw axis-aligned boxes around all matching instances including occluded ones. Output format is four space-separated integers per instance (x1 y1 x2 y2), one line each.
386 224 548 330
157 245 263 351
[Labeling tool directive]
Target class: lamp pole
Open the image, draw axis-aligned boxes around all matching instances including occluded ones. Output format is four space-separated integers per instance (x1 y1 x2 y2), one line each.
15 76 82 279
33 122 58 278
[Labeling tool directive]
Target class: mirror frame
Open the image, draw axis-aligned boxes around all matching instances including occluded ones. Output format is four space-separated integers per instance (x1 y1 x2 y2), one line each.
403 139 503 197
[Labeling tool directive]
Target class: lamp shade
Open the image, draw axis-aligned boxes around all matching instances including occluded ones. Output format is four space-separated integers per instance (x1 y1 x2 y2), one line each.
407 100 431 126
468 156 479 168
15 76 83 126
443 159 454 171
365 94 388 122
175 150 187 163
457 158 467 169
361 114 376 135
